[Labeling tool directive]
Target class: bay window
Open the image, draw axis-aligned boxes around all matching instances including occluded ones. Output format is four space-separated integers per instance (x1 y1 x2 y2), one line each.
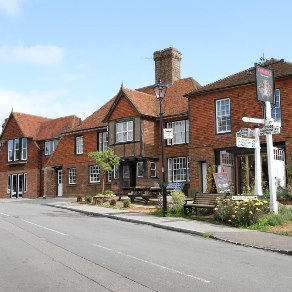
7 138 28 162
116 121 133 143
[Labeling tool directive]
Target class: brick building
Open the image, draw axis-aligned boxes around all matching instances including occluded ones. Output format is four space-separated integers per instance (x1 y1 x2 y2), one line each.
187 59 292 194
44 47 200 197
0 112 80 198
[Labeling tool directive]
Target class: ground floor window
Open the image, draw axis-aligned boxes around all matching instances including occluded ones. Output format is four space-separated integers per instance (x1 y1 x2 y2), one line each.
150 162 157 178
89 166 100 183
68 168 76 184
7 173 27 198
168 157 189 183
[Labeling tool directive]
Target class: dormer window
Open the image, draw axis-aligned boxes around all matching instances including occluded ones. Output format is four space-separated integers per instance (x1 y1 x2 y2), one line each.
116 121 133 143
7 138 28 162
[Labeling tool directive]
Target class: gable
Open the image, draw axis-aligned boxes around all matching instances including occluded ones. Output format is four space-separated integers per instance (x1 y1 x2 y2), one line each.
109 95 139 121
1 115 24 140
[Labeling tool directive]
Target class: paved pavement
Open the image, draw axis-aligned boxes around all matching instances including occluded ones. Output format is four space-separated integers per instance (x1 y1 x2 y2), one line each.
45 200 292 256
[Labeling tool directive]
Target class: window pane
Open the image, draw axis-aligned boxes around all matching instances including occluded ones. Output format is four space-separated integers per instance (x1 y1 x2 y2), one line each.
8 140 13 161
216 99 231 133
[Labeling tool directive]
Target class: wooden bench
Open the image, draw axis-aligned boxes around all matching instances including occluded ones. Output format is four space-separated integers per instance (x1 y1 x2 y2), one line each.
184 193 226 215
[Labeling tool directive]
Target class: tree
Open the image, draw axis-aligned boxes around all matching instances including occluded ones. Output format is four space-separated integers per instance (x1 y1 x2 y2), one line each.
88 148 120 194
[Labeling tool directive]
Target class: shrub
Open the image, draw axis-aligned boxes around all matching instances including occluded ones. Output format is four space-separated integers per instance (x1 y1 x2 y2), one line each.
76 195 82 203
109 197 116 206
104 189 114 196
84 195 93 204
123 199 131 208
170 191 186 209
214 197 269 227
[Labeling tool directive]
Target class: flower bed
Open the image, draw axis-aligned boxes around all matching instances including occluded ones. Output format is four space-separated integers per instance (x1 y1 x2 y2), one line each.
214 197 269 227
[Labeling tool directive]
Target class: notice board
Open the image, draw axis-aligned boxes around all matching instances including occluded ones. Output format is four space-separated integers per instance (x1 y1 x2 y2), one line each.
213 173 230 194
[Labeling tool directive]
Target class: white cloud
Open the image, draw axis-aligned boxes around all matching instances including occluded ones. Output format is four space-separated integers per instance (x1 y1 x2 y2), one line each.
0 45 64 66
0 87 97 126
0 0 24 16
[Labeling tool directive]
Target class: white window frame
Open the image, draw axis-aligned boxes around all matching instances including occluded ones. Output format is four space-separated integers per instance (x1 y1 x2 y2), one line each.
166 120 189 145
14 138 20 161
45 139 58 156
7 175 11 194
137 162 144 178
113 164 119 180
75 136 83 155
89 166 100 183
8 140 13 162
116 121 133 143
21 138 27 160
24 173 27 193
168 157 189 183
150 162 157 178
216 98 231 134
107 171 112 182
99 132 108 151
271 89 281 126
68 168 76 185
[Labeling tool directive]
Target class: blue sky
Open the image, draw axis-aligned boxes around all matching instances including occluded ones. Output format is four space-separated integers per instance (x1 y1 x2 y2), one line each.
0 0 291 125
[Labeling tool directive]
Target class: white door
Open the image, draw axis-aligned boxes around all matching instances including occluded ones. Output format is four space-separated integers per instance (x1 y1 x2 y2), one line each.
201 162 207 193
57 170 63 196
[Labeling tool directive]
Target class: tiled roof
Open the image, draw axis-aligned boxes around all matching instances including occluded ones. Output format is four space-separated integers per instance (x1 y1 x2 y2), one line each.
37 115 81 140
187 58 292 96
64 97 115 133
122 87 158 117
12 112 51 139
131 77 201 117
10 112 80 140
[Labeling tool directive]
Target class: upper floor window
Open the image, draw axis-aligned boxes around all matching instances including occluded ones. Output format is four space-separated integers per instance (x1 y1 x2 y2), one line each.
99 132 108 151
166 120 189 145
116 121 133 143
7 138 27 162
271 89 281 126
45 139 58 156
216 98 231 134
68 168 76 185
75 136 83 155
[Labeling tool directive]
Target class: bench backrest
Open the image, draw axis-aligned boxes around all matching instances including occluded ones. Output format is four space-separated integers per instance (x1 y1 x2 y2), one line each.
166 182 185 191
193 193 225 205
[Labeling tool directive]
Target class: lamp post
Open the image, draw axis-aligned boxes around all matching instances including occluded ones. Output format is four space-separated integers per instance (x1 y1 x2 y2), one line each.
153 80 168 217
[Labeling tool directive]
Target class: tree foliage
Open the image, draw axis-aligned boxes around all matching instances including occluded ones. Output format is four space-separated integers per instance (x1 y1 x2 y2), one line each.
88 148 120 194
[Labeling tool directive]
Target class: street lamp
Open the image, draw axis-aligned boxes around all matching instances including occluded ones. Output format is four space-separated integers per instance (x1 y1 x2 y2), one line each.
153 80 168 217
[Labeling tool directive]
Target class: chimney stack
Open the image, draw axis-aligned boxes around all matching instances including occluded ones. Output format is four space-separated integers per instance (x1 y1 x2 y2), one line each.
153 47 182 86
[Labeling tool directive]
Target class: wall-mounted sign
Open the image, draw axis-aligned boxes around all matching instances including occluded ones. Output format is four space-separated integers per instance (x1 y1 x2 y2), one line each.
255 65 275 104
163 128 173 139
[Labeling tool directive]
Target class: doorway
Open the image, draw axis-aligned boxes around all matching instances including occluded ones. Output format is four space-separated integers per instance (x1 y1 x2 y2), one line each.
122 164 136 188
57 170 63 196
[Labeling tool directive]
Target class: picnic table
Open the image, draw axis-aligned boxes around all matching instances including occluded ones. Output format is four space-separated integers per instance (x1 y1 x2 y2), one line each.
127 186 161 204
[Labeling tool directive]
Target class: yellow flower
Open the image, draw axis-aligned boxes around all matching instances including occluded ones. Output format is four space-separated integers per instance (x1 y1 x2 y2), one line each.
249 211 253 214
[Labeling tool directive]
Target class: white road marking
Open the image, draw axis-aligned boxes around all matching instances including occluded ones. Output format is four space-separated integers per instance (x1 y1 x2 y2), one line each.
0 212 9 216
21 219 66 236
93 243 210 284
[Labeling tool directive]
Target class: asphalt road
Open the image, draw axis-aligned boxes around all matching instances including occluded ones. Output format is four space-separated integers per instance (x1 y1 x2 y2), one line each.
0 199 291 292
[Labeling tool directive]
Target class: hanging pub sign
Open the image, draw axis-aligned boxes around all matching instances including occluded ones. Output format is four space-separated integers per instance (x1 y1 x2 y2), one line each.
255 65 275 104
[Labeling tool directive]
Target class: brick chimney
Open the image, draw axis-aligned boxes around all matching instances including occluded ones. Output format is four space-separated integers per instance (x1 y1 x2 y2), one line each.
153 47 182 85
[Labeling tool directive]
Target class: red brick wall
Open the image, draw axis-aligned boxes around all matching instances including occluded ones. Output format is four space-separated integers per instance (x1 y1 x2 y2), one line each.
188 77 292 191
